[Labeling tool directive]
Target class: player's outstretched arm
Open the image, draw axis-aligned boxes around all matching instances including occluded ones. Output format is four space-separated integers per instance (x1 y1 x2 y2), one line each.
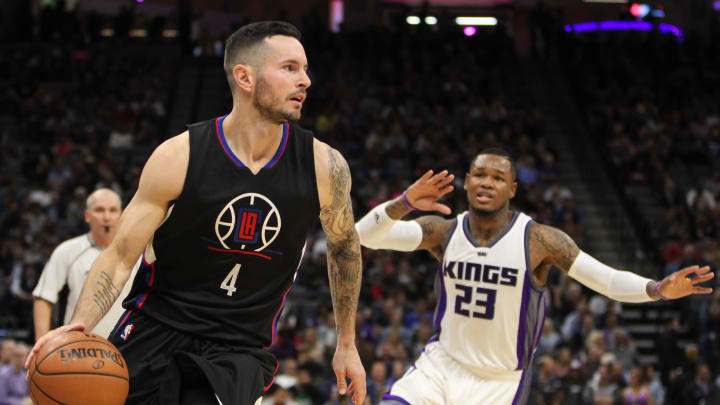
530 222 714 302
355 170 455 259
314 140 366 405
25 132 189 373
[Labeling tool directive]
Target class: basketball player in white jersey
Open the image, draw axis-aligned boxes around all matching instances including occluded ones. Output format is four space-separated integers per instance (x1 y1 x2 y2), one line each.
355 148 714 405
32 188 139 339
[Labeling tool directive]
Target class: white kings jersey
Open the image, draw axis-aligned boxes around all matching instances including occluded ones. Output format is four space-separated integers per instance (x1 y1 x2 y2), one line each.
32 233 139 338
433 211 548 375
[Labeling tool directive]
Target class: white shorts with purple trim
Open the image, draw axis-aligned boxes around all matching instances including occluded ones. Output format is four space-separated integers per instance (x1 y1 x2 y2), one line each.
381 342 530 405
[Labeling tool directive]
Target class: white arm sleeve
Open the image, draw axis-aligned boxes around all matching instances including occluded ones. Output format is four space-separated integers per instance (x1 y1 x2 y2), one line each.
568 251 654 303
355 202 423 251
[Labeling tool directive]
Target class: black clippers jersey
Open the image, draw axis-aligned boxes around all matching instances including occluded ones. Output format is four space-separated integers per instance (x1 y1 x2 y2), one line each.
124 115 320 347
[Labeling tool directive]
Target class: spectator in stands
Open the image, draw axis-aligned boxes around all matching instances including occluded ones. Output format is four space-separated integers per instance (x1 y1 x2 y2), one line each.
686 183 717 212
584 363 619 405
0 340 15 368
366 360 388 405
682 363 720 404
643 364 665 405
0 342 29 405
622 366 653 405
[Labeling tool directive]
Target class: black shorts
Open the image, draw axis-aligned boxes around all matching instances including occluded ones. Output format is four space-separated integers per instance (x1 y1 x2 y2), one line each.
108 310 278 405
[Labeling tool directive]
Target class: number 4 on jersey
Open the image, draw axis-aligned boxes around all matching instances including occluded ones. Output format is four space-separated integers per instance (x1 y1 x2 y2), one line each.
221 264 241 296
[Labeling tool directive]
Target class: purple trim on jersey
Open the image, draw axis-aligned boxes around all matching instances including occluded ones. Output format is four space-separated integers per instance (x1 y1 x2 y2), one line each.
381 394 413 405
266 122 289 168
433 218 457 338
515 272 531 370
427 335 439 344
433 264 447 335
462 211 519 248
532 292 547 350
511 367 529 405
215 115 289 169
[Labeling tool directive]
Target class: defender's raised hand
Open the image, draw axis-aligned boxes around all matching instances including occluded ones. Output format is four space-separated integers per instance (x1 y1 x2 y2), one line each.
404 170 455 214
655 265 714 299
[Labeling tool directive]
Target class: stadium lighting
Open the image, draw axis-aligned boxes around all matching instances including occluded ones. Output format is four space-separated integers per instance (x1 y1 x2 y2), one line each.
129 29 148 38
463 26 477 36
651 9 665 18
406 16 421 25
162 29 178 38
455 17 497 26
629 4 651 18
425 16 438 25
564 21 683 40
100 28 114 37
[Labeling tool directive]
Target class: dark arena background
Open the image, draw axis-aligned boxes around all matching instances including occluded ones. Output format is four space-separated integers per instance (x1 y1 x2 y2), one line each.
1 0 720 404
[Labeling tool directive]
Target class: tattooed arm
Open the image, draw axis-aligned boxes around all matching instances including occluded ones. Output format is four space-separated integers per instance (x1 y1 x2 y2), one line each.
527 222 580 275
314 140 366 404
528 222 714 301
70 133 188 329
26 132 188 371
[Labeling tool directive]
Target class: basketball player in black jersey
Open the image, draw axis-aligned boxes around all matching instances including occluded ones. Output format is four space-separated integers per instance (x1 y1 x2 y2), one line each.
27 21 366 405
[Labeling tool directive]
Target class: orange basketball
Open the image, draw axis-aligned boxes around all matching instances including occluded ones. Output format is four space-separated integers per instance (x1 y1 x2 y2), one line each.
28 331 129 405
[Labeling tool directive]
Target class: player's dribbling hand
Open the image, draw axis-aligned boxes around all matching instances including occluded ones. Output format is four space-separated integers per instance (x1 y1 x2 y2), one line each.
332 342 366 405
657 265 714 299
25 322 85 380
404 170 455 214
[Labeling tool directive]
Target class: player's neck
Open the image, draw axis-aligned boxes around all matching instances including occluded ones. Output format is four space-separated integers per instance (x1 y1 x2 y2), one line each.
467 206 512 244
222 106 285 167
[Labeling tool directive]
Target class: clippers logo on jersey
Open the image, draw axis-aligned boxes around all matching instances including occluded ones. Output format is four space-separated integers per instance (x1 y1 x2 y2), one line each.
236 209 262 243
215 193 281 252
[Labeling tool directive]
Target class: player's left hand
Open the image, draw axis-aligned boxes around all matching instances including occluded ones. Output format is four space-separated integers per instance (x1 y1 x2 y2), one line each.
332 342 366 405
658 265 714 299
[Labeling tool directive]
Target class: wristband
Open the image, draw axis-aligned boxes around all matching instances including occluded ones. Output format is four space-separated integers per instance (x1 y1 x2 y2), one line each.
653 282 668 300
402 191 417 211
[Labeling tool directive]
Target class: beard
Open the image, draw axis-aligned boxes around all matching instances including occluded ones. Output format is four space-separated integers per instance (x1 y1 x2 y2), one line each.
253 76 301 123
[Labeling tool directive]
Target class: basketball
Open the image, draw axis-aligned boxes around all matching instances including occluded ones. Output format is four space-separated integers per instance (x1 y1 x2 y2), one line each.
28 331 129 405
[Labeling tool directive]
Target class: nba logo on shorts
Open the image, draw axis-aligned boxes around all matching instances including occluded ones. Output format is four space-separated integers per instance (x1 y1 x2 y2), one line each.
121 324 134 341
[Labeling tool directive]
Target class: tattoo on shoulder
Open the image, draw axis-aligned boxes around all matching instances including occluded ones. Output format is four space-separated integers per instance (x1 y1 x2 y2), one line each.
417 217 452 258
421 221 436 236
531 224 579 270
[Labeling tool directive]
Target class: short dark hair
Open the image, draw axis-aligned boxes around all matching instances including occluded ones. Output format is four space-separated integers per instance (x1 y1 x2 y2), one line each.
471 148 517 181
224 21 302 92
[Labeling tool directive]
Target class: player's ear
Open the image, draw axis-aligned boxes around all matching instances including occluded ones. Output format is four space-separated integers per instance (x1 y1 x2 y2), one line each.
510 181 518 198
464 173 469 190
84 210 91 224
233 64 254 93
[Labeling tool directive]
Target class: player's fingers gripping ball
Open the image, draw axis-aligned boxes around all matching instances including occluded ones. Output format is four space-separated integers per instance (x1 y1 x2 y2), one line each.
28 331 129 405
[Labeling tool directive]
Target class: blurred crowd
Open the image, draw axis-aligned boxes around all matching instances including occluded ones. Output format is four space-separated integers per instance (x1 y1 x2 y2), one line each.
1 3 719 405
566 30 720 404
